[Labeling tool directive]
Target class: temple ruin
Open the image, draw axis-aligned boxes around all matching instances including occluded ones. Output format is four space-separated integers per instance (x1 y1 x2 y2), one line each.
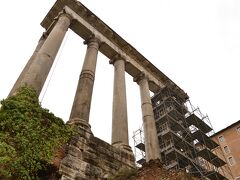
9 0 233 179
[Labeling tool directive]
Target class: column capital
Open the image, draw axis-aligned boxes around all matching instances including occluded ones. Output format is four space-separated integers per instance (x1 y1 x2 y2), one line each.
54 10 73 22
109 54 126 65
46 11 72 35
84 36 101 48
133 72 149 84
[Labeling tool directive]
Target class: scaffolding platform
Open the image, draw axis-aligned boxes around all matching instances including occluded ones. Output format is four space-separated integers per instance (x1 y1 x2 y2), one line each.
136 158 146 165
186 113 212 133
156 110 190 134
136 142 145 152
192 130 219 150
158 129 197 158
197 148 226 167
153 96 188 117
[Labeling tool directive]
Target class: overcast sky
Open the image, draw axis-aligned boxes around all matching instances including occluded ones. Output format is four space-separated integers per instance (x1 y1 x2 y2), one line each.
0 0 240 149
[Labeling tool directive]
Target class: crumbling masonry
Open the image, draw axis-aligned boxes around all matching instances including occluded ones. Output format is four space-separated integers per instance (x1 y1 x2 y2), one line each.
8 0 231 179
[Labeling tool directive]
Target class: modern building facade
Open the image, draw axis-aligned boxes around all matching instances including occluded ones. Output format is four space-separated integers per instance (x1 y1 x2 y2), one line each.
211 120 240 179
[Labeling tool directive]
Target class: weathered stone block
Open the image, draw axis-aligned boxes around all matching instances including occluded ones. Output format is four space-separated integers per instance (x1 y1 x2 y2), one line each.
59 165 77 179
59 130 135 179
67 145 82 158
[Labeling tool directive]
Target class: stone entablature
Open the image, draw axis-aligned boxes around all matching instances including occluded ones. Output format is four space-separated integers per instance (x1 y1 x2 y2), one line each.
41 0 187 98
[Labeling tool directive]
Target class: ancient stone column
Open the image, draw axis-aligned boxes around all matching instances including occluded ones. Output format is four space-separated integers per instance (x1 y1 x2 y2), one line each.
18 12 72 96
110 57 131 151
8 33 47 96
134 73 160 162
68 38 100 127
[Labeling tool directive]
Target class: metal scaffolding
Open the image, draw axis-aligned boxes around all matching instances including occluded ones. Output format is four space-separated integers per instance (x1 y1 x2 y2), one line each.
133 85 233 179
133 127 146 165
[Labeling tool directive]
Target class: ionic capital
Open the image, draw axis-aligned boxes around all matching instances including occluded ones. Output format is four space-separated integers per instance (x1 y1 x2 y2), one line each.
133 72 149 84
55 10 73 22
109 54 126 65
44 10 72 34
84 35 101 50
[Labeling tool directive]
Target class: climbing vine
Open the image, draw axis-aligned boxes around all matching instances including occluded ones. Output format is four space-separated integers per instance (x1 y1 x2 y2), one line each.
0 86 74 179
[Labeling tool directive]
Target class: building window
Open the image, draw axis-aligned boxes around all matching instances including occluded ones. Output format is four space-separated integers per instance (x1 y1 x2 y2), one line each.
228 156 235 166
218 135 225 142
224 146 230 154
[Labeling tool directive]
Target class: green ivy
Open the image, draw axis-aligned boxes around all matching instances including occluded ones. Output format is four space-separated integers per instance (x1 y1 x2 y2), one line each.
0 86 74 179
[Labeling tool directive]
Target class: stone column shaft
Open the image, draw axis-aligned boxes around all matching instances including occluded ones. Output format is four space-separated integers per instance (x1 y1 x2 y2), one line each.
111 58 129 148
9 33 47 96
69 38 100 124
19 12 71 96
135 74 160 162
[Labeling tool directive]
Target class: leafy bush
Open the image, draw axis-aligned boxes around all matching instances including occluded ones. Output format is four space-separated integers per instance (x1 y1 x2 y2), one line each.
0 86 74 179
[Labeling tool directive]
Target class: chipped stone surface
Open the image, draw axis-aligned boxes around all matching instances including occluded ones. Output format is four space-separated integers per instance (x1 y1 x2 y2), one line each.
59 126 135 180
